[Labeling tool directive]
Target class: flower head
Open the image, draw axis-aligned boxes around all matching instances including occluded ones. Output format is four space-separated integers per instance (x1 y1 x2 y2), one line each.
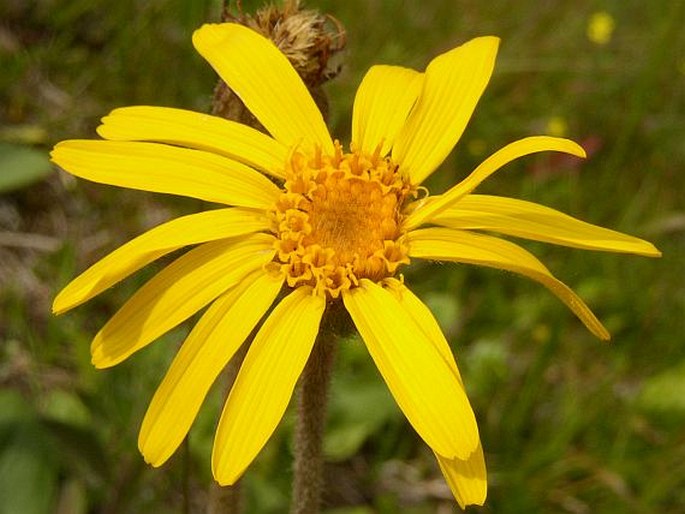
51 23 660 508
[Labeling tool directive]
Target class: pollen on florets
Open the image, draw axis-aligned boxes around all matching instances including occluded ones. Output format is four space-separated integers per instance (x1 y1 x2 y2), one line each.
269 141 415 298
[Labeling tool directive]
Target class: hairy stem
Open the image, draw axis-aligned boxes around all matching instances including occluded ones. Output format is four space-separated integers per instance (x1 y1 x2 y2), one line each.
290 332 337 514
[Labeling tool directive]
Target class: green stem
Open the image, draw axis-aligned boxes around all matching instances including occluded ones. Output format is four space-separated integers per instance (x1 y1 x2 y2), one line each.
290 331 337 514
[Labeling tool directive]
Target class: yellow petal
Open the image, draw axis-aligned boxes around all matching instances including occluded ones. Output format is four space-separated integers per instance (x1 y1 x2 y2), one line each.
433 194 662 257
384 280 487 507
139 270 284 467
91 233 276 368
383 279 464 384
406 136 586 230
97 106 288 178
192 23 333 154
351 65 423 156
51 140 280 209
436 445 487 509
212 287 325 485
342 279 479 459
53 208 270 315
407 227 610 340
392 37 500 185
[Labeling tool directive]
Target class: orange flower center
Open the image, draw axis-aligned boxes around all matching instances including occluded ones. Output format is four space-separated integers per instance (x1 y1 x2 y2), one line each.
269 142 415 297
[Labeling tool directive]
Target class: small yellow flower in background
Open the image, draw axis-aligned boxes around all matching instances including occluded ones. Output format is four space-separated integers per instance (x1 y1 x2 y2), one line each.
546 116 568 137
587 11 616 45
51 23 660 508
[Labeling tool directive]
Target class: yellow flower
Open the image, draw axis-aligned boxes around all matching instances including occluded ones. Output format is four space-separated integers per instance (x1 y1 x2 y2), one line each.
587 11 616 45
51 23 660 508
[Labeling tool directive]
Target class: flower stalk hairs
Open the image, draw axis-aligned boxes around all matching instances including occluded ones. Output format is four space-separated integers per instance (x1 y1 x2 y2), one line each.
51 22 660 509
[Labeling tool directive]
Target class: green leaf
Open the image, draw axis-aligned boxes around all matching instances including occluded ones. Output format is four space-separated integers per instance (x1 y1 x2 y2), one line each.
0 143 52 193
41 389 92 428
0 390 32 426
40 417 110 484
324 374 399 461
0 421 58 514
637 361 685 418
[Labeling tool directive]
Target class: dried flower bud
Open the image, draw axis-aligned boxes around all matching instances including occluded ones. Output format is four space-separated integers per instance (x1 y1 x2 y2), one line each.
213 0 346 127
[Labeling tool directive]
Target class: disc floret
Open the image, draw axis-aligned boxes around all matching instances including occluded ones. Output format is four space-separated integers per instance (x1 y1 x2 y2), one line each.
270 142 415 297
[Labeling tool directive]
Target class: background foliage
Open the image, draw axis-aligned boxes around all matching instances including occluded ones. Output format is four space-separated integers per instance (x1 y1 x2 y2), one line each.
1 0 683 512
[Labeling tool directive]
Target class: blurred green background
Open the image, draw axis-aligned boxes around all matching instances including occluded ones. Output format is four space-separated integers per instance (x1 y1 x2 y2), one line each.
1 0 683 512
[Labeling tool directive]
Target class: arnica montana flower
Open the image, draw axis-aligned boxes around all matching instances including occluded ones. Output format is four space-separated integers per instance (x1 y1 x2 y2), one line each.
51 23 660 508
